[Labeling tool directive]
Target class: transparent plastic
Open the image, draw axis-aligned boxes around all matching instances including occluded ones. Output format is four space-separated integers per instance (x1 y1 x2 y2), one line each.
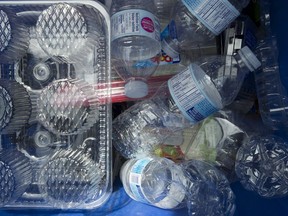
110 0 161 61
110 0 161 99
181 160 236 216
113 47 260 159
161 0 250 58
235 135 288 198
0 0 111 210
120 156 186 209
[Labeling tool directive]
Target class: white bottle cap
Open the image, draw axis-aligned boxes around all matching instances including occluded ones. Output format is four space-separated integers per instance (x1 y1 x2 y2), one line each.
124 80 148 99
238 46 261 72
161 39 180 59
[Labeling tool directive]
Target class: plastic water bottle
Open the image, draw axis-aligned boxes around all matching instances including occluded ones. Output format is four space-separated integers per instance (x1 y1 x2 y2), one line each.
110 0 161 61
161 0 250 58
252 0 288 131
120 156 186 209
235 135 288 198
113 46 261 158
153 0 177 29
0 79 31 134
110 0 161 98
181 160 235 216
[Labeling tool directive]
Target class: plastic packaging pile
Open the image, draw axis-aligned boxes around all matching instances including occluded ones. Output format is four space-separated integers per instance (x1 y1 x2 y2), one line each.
0 0 287 215
110 0 288 215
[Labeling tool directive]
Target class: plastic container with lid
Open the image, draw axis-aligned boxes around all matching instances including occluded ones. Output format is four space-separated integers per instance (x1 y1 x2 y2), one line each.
0 0 112 210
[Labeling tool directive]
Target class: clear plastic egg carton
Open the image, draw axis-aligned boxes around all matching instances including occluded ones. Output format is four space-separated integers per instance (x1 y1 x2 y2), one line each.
0 0 112 210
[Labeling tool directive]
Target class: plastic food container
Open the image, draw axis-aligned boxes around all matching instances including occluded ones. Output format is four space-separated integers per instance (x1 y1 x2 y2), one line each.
0 0 112 210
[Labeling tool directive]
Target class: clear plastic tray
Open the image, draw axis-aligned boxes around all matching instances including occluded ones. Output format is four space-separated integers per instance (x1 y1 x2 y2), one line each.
0 0 112 210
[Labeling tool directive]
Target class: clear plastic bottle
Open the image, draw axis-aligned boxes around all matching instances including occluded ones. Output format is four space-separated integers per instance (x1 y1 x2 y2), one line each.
113 46 261 158
110 0 161 61
110 0 161 98
235 135 288 198
252 0 288 131
161 0 250 58
120 156 186 209
181 160 235 216
153 0 177 29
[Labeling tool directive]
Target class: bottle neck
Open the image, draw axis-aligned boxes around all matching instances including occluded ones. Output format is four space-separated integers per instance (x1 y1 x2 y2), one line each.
235 46 261 73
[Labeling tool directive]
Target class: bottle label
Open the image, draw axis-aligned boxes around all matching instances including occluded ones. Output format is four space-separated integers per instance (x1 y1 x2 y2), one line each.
168 64 220 123
111 9 160 42
129 158 153 203
161 20 181 59
181 0 240 35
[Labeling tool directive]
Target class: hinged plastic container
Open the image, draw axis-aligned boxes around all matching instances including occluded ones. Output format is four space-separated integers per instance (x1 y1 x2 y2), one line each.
0 0 112 210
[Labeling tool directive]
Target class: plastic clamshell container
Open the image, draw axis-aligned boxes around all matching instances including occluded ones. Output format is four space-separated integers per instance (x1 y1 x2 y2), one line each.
0 0 112 210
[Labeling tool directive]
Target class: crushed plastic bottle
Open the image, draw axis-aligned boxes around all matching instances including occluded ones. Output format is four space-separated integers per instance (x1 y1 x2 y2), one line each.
235 135 288 198
113 46 261 159
181 159 236 216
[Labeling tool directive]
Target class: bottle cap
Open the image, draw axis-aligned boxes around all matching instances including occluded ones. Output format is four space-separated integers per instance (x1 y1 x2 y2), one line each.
161 39 179 59
238 46 261 72
124 80 148 99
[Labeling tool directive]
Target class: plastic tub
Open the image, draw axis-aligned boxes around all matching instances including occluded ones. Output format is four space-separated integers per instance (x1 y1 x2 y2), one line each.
0 0 112 210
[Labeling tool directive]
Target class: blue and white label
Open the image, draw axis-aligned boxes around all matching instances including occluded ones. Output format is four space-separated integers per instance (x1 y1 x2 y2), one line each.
168 64 220 123
160 20 181 63
111 9 160 42
181 0 240 35
129 158 153 203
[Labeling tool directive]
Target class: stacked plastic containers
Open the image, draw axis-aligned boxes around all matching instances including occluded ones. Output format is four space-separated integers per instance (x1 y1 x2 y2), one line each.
0 1 112 210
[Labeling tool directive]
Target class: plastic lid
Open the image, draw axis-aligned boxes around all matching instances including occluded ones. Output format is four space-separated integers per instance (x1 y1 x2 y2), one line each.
238 46 261 72
161 39 179 59
124 80 148 99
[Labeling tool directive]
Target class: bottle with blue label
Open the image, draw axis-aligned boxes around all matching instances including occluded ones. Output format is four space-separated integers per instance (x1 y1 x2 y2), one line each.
161 0 250 58
113 46 261 159
110 0 161 99
120 156 187 209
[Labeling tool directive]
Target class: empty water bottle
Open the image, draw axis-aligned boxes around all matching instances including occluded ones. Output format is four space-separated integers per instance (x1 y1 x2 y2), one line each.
0 79 31 134
153 0 176 29
113 46 261 159
161 0 250 58
182 160 235 216
235 135 288 198
110 0 161 98
110 0 161 61
120 156 186 209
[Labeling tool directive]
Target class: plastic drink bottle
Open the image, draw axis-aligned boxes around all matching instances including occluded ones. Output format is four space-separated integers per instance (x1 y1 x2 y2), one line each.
182 160 235 216
120 156 186 209
161 0 250 58
235 135 288 198
110 0 161 98
113 46 261 159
